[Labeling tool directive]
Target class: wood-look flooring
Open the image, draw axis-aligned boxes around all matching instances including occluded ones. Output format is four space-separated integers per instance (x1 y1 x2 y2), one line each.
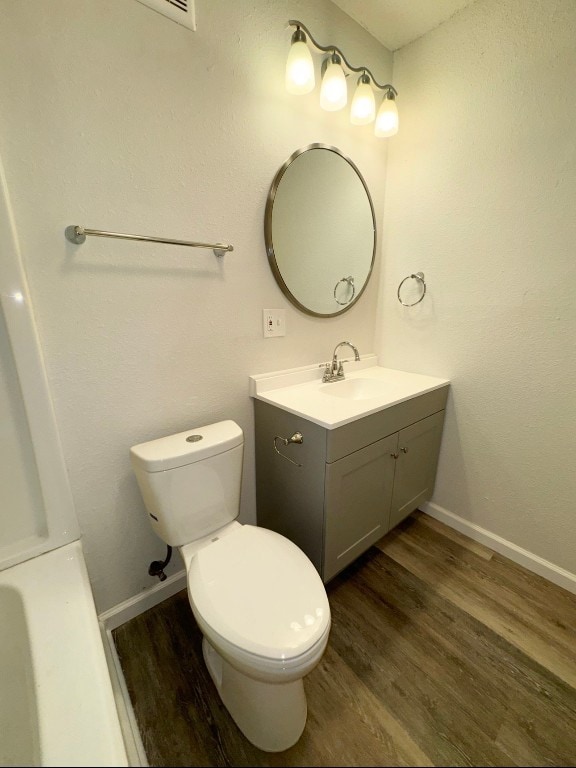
112 512 576 767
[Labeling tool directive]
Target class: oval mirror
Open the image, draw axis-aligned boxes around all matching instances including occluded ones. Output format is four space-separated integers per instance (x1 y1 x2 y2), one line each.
264 144 376 317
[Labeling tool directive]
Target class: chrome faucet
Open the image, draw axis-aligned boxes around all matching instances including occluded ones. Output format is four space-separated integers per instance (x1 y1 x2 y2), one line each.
322 341 360 382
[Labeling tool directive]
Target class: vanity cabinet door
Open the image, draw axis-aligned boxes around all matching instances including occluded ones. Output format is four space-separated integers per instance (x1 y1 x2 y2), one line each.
323 434 397 582
389 410 445 530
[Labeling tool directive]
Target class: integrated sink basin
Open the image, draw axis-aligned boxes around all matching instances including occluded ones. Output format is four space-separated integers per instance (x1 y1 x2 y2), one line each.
249 355 450 429
319 378 391 401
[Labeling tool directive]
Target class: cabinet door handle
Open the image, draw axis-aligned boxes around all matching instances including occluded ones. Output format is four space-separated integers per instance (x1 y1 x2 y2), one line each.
401 447 408 453
390 452 399 459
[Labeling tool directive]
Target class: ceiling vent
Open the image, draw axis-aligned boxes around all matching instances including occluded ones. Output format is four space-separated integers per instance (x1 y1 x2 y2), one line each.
136 0 196 31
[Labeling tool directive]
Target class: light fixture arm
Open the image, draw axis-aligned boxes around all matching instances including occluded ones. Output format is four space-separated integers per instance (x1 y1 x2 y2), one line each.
288 19 397 96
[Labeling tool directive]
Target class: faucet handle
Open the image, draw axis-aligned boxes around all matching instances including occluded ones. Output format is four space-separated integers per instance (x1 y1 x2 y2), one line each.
320 361 333 382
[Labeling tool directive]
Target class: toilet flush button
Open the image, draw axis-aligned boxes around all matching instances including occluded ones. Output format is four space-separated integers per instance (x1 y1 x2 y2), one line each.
186 434 203 443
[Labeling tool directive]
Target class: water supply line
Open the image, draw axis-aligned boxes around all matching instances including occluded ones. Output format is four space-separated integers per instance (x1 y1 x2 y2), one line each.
148 545 172 581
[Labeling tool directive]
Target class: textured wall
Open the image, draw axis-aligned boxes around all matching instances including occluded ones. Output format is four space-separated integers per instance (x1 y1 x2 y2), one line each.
377 0 576 574
0 0 392 611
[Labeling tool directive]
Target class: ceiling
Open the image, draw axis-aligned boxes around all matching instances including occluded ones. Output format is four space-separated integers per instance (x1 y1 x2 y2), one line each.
330 0 478 51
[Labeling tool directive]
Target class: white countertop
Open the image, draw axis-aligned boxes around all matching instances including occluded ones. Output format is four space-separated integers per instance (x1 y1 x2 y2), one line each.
249 355 450 429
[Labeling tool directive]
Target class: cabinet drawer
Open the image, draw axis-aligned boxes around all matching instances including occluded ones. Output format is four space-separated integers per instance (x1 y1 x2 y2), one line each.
326 386 448 463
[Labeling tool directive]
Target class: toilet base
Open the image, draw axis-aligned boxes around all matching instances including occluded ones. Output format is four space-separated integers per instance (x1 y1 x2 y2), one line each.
202 637 307 752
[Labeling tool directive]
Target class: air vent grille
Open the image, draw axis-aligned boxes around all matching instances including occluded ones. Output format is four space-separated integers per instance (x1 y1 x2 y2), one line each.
136 0 196 31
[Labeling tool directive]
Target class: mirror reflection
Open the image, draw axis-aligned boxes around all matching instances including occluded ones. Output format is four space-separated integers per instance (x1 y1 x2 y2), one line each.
265 144 376 317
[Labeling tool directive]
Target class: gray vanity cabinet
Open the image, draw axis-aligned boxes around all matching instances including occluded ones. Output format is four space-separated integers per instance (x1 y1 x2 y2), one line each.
253 385 448 583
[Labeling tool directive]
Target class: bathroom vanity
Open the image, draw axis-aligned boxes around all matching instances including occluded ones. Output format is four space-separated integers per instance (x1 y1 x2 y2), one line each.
250 357 449 583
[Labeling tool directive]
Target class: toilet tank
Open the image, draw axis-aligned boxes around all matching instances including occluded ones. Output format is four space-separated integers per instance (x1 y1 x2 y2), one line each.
130 420 244 547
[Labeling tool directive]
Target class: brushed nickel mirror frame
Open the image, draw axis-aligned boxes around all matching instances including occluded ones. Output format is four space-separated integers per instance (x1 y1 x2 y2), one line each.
264 143 377 318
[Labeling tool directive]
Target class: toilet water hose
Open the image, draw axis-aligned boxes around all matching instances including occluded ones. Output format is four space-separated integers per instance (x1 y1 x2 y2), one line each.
148 545 172 581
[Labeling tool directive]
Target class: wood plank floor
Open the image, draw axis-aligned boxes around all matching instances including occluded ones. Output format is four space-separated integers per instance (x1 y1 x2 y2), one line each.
112 512 576 767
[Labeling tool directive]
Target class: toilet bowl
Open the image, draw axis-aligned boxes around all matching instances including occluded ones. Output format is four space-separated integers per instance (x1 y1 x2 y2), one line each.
130 420 331 752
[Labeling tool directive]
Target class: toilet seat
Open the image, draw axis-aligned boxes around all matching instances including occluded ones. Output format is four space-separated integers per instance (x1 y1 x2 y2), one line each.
187 525 330 662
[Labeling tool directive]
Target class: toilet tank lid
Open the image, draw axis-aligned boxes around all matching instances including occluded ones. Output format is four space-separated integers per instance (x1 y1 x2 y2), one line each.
130 420 243 473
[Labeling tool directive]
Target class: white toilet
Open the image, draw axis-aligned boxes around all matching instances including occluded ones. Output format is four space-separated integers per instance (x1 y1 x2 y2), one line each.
129 419 331 753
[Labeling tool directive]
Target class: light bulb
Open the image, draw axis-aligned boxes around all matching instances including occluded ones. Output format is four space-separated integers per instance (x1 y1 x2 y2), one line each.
285 29 315 95
350 73 375 125
374 92 399 137
320 54 347 111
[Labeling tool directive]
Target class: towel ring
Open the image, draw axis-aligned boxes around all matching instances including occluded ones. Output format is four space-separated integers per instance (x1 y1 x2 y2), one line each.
334 276 355 306
273 432 303 467
397 272 426 307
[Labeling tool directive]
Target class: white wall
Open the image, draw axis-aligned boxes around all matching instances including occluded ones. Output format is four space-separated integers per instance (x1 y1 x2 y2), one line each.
378 0 576 575
0 0 392 611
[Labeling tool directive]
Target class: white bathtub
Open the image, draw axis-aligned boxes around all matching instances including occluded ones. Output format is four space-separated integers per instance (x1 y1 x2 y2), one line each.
0 541 129 767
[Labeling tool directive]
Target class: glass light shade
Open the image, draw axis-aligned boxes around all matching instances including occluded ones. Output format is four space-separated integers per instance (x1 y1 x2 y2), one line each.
285 40 315 95
374 95 399 137
350 77 375 125
320 57 347 111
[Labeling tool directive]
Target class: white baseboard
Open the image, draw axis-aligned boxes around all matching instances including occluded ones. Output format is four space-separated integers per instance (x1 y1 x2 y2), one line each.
100 622 149 767
422 502 576 596
98 569 187 631
98 570 187 766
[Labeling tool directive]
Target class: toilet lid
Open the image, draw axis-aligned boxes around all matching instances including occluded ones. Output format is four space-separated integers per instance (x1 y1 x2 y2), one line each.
188 525 330 661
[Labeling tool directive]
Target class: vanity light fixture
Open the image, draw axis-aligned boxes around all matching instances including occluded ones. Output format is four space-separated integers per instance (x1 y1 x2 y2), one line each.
374 89 399 137
285 20 398 137
285 26 315 94
350 72 376 125
320 52 348 111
